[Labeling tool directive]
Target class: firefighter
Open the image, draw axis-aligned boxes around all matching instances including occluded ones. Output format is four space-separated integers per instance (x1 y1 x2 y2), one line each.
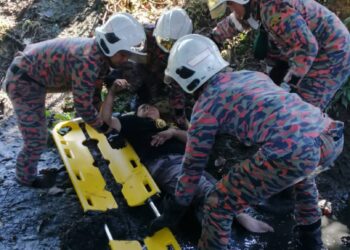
207 0 350 111
101 82 274 234
1 13 146 188
106 7 193 129
150 34 344 250
208 0 350 224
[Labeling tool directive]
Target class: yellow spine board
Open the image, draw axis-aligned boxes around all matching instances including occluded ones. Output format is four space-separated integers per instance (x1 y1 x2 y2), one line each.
52 119 117 211
144 228 181 250
109 228 181 250
109 240 142 250
85 124 160 206
53 120 181 250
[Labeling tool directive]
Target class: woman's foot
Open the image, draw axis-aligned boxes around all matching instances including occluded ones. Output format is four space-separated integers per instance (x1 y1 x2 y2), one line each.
236 213 274 233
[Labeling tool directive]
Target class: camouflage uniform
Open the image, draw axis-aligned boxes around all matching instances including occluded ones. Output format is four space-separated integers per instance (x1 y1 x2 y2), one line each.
2 38 110 185
174 71 344 249
213 0 350 110
109 24 189 128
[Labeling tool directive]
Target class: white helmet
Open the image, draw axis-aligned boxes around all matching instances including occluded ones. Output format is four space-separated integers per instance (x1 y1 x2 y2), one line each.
165 34 229 94
153 8 193 53
208 0 250 19
95 13 146 57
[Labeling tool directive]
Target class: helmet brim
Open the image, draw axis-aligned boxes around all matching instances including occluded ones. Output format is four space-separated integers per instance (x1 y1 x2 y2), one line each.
210 3 227 19
129 49 147 56
128 53 147 64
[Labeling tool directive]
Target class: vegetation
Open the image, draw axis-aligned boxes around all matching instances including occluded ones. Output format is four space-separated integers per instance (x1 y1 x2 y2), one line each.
1 0 349 116
329 16 350 112
45 110 75 129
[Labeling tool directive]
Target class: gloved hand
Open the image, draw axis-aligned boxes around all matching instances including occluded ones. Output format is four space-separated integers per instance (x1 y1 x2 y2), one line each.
105 129 126 149
148 196 189 236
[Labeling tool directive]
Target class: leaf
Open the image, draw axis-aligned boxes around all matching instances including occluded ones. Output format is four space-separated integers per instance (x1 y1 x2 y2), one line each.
54 113 71 121
45 110 52 118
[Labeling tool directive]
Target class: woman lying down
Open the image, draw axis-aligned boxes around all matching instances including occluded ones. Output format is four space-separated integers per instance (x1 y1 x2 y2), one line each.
100 80 274 234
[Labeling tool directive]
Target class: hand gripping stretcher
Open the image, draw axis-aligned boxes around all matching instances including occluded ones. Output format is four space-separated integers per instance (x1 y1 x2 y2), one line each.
52 118 181 250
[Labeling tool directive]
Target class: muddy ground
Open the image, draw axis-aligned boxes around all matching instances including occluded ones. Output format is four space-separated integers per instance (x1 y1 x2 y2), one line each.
1 107 349 250
0 0 350 249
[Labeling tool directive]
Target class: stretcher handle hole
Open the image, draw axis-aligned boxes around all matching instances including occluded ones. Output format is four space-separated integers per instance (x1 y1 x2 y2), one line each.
64 149 72 158
167 245 175 250
58 126 72 136
87 198 93 206
76 173 81 180
144 183 152 193
130 160 137 168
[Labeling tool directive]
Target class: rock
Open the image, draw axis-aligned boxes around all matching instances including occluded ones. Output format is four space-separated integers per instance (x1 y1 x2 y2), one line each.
5 164 13 170
48 186 64 196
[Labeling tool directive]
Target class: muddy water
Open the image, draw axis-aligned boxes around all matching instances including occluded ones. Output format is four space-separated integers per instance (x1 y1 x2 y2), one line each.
1 116 349 250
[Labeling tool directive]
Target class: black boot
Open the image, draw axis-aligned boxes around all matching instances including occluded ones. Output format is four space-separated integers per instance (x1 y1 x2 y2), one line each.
17 169 58 188
295 220 325 250
31 173 57 188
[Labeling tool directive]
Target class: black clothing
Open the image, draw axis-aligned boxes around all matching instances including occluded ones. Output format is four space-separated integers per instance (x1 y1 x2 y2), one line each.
118 115 185 162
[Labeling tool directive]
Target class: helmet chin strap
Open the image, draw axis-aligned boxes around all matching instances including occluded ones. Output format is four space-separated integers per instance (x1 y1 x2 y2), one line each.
243 2 251 20
193 82 207 100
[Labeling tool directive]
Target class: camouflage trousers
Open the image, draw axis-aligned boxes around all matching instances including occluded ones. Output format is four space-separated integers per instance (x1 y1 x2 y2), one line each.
295 54 350 111
146 154 213 208
198 120 344 250
5 70 47 185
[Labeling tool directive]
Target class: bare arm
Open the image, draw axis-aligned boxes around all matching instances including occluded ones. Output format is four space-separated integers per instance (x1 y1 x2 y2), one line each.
100 79 129 132
171 128 187 143
151 127 187 147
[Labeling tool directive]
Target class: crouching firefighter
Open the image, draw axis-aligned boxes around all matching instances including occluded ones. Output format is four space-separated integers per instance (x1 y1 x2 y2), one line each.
1 13 146 188
149 34 344 250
